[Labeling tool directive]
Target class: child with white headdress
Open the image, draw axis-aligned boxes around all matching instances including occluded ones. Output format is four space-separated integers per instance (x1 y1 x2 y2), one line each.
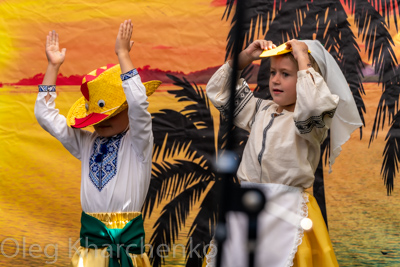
35 20 160 267
205 39 362 266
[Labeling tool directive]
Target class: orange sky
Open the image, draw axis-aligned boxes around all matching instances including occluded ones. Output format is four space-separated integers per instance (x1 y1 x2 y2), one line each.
0 0 400 84
0 0 230 83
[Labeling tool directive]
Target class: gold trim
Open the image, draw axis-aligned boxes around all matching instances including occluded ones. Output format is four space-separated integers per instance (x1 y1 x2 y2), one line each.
86 211 141 229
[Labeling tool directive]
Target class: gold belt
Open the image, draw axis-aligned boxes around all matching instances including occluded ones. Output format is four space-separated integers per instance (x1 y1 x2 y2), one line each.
86 211 142 229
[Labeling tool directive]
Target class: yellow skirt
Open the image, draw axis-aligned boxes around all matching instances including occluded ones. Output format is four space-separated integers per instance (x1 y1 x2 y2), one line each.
292 193 338 267
202 193 338 267
70 212 151 267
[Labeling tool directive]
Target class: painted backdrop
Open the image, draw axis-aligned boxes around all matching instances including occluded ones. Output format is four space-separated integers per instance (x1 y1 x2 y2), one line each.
1 0 400 266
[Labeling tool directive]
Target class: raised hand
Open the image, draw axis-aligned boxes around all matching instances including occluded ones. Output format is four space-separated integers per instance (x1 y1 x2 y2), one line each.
285 39 311 70
46 30 66 66
115 20 135 74
245 40 276 61
235 39 276 70
115 19 134 56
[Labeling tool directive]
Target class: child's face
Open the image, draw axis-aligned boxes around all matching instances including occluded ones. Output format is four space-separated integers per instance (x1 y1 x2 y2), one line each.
269 55 298 113
93 109 129 137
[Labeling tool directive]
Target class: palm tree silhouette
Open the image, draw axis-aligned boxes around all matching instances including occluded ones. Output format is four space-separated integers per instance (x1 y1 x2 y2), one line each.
223 0 400 199
142 74 248 267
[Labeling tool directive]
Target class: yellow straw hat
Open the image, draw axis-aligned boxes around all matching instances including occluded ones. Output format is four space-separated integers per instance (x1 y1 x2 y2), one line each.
66 64 161 128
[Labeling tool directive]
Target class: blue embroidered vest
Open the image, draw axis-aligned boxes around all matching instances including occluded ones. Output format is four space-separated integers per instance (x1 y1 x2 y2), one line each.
89 132 127 191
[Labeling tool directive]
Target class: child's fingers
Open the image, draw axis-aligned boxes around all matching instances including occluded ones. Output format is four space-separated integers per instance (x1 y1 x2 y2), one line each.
128 19 133 31
121 21 125 36
259 40 275 50
266 40 275 50
125 20 132 37
46 31 55 49
118 23 124 38
285 40 293 50
263 40 268 50
251 40 262 50
55 32 59 46
48 31 52 46
61 48 67 56
126 20 130 38
51 30 55 45
128 21 133 38
120 21 125 38
254 40 262 49
123 20 128 38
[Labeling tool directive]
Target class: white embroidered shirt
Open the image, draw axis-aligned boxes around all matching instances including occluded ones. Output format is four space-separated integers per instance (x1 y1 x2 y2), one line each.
34 71 153 213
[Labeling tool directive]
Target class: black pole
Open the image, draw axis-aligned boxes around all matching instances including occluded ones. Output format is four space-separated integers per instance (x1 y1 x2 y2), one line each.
214 0 254 266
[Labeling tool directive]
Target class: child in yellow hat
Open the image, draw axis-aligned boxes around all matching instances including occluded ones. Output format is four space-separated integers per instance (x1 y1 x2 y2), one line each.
204 39 362 267
35 20 160 267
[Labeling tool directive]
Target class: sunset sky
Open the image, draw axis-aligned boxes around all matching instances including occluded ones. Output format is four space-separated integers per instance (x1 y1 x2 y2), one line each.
0 0 230 84
0 0 400 84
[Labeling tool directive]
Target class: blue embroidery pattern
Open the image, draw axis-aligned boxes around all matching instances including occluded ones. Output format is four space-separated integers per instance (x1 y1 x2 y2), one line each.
120 69 139 81
89 132 126 191
38 85 56 92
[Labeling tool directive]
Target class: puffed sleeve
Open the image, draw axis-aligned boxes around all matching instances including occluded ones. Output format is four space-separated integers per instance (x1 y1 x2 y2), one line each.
293 68 340 143
34 89 90 159
206 61 265 132
121 69 153 162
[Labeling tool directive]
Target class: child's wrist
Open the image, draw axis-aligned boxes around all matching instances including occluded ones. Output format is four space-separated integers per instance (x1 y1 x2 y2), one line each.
294 53 309 62
47 62 62 69
237 52 252 70
298 61 312 70
242 50 253 61
116 50 130 57
296 54 311 69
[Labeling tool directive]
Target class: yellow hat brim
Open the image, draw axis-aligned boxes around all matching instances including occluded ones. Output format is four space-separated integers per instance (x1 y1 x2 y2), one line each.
259 42 310 58
66 80 162 128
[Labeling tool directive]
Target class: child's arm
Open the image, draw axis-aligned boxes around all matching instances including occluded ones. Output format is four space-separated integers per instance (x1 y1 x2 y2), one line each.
35 31 87 159
115 20 135 74
42 31 66 102
285 40 311 71
289 40 339 143
206 40 275 132
115 20 153 161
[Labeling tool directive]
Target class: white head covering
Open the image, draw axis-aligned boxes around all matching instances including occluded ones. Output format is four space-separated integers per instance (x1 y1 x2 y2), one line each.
302 40 363 172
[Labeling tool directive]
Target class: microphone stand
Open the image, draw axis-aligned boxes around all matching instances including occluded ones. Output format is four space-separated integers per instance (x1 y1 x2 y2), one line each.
213 0 266 266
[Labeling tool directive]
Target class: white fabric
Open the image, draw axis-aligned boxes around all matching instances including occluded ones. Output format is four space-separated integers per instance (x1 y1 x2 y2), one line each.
207 62 339 188
218 183 308 267
34 74 153 213
302 40 363 171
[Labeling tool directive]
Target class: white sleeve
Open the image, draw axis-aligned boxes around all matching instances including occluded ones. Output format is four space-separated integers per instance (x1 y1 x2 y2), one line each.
34 91 90 159
122 71 153 162
206 62 263 132
293 68 340 143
